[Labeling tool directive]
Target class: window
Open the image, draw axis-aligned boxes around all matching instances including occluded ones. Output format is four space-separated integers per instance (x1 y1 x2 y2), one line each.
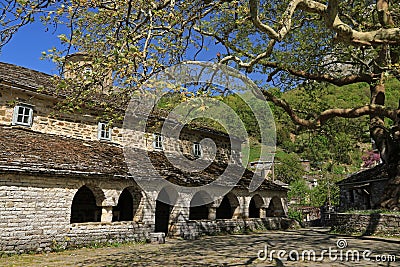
153 133 163 150
83 66 92 74
193 142 202 158
98 122 111 140
12 105 33 127
83 66 92 80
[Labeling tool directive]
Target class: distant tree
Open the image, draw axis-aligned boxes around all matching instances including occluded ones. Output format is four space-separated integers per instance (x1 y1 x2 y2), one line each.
288 179 310 206
310 175 340 207
274 152 305 184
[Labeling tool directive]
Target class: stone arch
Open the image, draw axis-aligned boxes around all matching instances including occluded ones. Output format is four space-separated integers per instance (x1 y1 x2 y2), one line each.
249 194 264 218
216 192 239 219
70 185 102 223
266 196 285 217
155 186 178 234
112 185 143 222
189 191 212 220
77 183 106 206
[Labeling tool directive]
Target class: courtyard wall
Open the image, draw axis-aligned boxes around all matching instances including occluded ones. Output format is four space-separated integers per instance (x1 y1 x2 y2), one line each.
323 212 400 237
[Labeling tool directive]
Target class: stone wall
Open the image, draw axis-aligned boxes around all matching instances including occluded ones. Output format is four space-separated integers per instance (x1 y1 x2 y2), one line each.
338 180 388 211
174 218 297 240
66 222 151 248
0 173 153 253
323 213 400 237
0 87 239 164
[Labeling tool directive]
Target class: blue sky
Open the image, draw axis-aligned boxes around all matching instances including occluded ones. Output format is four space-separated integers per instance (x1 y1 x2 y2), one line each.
0 22 223 77
0 21 63 75
0 20 263 85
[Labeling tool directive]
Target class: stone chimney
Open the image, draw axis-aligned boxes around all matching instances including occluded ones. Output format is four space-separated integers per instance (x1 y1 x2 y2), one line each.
63 53 113 92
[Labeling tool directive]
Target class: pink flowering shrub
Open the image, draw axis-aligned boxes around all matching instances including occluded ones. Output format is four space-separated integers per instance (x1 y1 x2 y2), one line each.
361 150 381 168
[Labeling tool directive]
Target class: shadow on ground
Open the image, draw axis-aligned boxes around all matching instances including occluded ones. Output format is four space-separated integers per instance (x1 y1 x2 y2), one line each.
1 228 399 267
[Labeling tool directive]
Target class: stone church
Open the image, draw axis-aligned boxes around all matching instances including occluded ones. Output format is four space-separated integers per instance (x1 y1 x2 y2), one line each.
0 57 288 253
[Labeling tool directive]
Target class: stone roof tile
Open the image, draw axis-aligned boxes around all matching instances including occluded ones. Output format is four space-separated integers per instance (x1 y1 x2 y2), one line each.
0 62 56 94
0 126 286 191
337 164 391 186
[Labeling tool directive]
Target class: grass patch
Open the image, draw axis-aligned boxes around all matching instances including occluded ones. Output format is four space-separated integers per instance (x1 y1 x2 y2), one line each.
1 239 148 257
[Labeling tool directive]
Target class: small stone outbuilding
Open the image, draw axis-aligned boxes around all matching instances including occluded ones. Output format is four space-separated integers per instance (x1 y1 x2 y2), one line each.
337 164 392 211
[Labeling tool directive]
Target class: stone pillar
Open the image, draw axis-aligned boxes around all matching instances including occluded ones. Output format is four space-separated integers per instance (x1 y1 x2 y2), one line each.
142 192 158 227
242 197 250 219
235 196 246 219
208 207 217 220
101 206 113 222
281 197 288 216
260 206 267 218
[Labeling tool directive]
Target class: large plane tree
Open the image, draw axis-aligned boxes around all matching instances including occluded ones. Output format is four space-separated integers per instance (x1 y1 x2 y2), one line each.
2 0 400 209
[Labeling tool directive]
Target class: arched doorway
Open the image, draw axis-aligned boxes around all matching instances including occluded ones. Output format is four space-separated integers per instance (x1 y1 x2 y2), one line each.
249 194 264 218
70 185 102 223
189 191 212 220
216 192 239 219
155 187 177 234
113 186 143 222
113 188 133 221
266 196 285 217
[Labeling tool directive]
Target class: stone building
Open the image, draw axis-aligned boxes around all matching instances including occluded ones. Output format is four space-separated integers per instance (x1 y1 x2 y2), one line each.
337 164 390 211
0 61 288 253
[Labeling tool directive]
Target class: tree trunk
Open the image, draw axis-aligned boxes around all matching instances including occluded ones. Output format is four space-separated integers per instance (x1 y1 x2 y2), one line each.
370 0 396 164
370 82 400 210
371 1 400 209
369 82 395 164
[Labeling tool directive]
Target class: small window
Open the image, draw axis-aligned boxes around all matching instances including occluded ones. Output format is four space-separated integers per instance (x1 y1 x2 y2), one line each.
83 66 92 80
193 143 202 158
98 122 111 140
153 133 163 150
83 66 92 74
12 105 33 127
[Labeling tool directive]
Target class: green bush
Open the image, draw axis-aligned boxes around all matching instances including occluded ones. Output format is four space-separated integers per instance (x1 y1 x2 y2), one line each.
288 208 304 223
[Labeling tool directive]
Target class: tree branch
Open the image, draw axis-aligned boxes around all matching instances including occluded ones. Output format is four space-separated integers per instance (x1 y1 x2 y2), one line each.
249 0 325 41
261 88 397 128
249 0 400 46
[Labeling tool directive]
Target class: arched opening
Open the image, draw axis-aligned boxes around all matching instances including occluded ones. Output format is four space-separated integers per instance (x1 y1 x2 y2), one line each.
216 192 239 219
266 196 285 217
249 194 264 218
113 188 133 222
71 186 102 223
113 185 143 222
189 191 212 220
155 187 177 234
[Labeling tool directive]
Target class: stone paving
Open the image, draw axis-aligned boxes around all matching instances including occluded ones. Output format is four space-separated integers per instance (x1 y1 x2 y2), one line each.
1 227 399 266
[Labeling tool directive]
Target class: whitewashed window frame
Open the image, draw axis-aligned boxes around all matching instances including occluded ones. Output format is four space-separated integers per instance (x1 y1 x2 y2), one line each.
83 66 93 74
153 133 163 150
12 104 34 127
193 142 202 158
98 122 112 141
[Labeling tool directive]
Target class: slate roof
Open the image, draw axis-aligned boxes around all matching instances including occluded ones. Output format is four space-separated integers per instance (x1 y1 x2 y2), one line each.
336 164 392 186
0 126 286 191
0 62 56 95
0 125 127 176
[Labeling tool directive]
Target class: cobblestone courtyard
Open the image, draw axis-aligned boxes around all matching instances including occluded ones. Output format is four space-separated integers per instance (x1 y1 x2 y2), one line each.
1 227 399 266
